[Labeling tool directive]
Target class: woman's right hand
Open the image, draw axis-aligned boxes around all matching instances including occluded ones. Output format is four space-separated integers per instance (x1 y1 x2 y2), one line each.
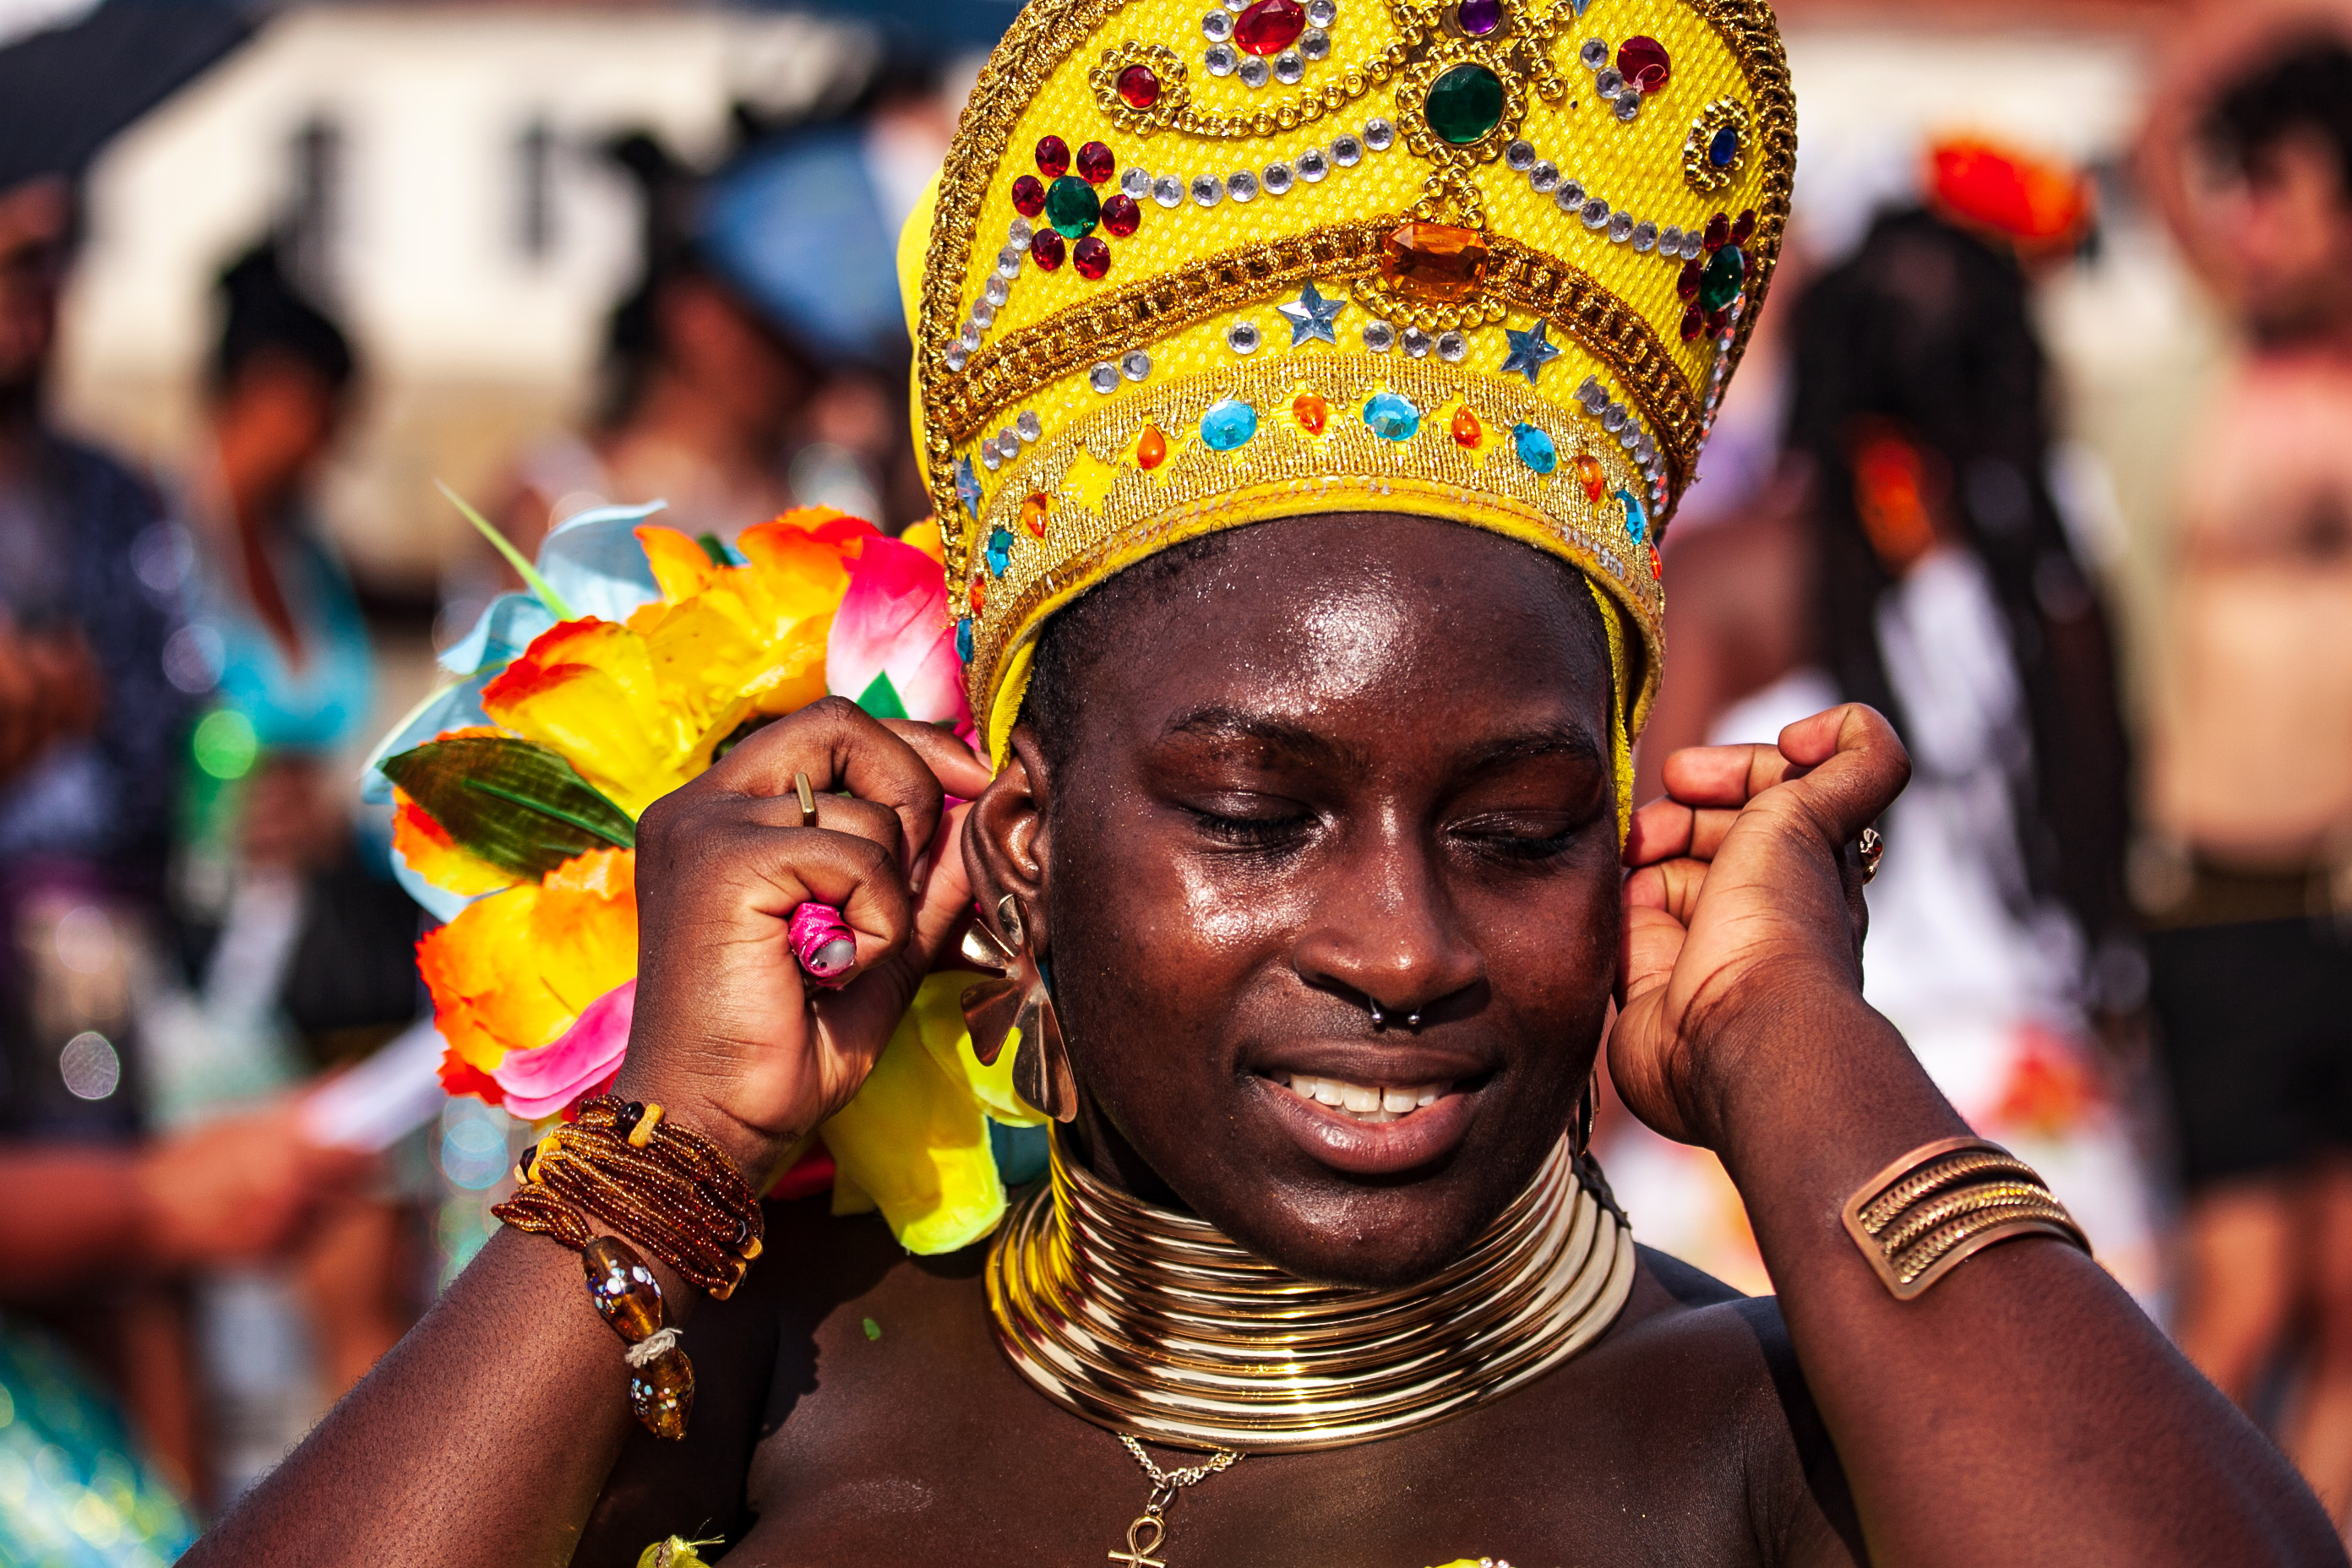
617 698 993 1181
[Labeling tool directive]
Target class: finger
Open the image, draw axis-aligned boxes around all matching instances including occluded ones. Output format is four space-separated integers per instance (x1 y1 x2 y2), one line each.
1656 742 1800 810
1624 798 1741 868
732 792 907 873
1623 857 1707 925
880 719 993 803
1617 902 1689 1010
704 698 944 879
1768 703 1911 848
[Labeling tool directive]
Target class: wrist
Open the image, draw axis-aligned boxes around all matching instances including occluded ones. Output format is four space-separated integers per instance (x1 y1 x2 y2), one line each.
604 1070 786 1191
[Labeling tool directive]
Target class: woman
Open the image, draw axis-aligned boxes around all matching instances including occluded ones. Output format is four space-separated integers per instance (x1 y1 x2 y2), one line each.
193 1 2328 1562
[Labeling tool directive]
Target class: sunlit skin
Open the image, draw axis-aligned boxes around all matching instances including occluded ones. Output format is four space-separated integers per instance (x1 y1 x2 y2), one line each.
183 514 2338 1568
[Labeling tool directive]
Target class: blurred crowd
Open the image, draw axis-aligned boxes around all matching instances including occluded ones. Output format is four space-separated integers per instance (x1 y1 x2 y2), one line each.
2 0 2351 1558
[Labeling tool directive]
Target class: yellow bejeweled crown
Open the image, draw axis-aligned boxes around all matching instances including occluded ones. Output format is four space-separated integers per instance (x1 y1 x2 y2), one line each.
908 0 1795 755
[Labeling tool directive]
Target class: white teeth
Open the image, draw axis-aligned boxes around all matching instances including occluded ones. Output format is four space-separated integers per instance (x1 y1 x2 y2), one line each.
1279 1074 1451 1124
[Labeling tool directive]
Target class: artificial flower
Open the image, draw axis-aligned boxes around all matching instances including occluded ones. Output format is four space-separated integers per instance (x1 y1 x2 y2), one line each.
389 787 525 901
493 979 634 1120
825 534 972 732
415 847 637 1076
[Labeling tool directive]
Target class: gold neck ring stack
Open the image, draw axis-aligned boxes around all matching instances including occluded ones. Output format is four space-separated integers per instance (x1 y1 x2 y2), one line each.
986 1134 1636 1453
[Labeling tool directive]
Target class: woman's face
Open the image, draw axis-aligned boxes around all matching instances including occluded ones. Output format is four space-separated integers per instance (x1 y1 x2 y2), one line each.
974 513 1623 1288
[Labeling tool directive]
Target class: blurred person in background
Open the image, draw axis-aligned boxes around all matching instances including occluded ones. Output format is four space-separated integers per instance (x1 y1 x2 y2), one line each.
1609 144 2156 1301
0 173 375 1547
2140 19 2352 1523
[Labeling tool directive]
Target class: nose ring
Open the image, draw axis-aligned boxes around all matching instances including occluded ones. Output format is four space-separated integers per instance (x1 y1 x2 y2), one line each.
1367 999 1423 1031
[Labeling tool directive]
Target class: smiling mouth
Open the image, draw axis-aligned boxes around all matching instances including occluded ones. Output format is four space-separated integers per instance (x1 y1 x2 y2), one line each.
1273 1072 1454 1125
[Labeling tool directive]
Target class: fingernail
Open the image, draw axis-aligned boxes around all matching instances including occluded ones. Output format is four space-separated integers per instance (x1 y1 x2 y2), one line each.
787 901 856 988
909 852 930 896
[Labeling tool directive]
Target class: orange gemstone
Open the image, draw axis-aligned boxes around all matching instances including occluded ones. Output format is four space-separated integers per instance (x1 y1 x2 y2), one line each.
1293 392 1328 434
969 576 987 613
1020 493 1051 536
1451 406 1483 448
1650 544 1663 580
1574 453 1607 503
1380 221 1491 305
1137 426 1168 469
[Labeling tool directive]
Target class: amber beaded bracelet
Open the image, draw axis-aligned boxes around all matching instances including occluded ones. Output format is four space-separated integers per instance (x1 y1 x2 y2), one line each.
493 1097 765 1440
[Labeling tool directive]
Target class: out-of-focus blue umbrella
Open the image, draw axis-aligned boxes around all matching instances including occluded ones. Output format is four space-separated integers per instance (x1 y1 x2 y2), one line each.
0 0 253 190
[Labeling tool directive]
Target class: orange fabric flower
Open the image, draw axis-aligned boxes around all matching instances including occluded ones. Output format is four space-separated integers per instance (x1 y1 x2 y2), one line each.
416 847 638 1076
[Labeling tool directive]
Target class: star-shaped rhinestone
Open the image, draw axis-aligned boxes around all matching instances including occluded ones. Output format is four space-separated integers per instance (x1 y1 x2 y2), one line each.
1276 280 1348 347
1502 318 1563 386
955 456 983 519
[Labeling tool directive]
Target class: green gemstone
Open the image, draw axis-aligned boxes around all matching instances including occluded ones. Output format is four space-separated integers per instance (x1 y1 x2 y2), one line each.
1698 244 1745 312
1424 63 1504 145
1044 175 1101 239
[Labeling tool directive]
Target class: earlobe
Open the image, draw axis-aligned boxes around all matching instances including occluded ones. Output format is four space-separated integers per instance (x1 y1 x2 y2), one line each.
965 726 1054 950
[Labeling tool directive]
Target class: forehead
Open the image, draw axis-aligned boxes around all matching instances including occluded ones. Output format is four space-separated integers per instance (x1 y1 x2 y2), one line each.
1064 513 1612 739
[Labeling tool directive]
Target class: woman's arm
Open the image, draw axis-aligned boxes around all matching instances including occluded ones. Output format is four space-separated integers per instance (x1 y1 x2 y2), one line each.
1613 705 2341 1567
186 703 991 1566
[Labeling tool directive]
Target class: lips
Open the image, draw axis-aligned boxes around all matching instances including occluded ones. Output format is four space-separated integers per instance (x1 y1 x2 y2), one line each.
1249 1058 1487 1176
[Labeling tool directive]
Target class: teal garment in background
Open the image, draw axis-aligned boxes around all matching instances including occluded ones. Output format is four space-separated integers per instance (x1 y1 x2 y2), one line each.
201 517 377 758
0 1321 197 1567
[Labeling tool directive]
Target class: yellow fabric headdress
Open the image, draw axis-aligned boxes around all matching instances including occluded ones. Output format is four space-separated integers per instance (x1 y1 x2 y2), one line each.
908 0 1795 765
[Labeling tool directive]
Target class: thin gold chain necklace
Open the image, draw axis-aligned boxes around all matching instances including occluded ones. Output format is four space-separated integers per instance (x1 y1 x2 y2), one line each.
988 1129 1635 1554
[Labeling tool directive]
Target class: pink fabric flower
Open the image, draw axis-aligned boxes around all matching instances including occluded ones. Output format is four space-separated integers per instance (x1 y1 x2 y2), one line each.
490 978 634 1120
826 536 972 730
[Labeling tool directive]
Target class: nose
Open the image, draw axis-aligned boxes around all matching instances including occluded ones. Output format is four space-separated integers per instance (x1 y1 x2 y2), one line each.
1290 808 1482 1025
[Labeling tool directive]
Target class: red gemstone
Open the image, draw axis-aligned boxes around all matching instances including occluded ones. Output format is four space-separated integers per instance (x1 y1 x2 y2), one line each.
1677 260 1701 301
1030 229 1066 270
1072 235 1112 280
1733 209 1756 245
1102 193 1142 237
1117 63 1162 109
1076 140 1115 186
1035 136 1070 178
1617 36 1671 94
1706 306 1730 335
1650 545 1663 581
1703 213 1730 251
1680 304 1703 341
1234 0 1305 57
1010 176 1047 218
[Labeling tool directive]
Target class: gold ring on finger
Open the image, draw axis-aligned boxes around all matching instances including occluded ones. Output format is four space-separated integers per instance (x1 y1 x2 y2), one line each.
793 770 819 830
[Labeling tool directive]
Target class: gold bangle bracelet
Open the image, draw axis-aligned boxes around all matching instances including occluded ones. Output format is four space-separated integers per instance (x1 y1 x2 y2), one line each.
1842 1136 2089 1301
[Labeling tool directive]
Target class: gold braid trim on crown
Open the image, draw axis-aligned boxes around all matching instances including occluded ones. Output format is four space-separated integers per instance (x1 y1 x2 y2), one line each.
909 0 1797 754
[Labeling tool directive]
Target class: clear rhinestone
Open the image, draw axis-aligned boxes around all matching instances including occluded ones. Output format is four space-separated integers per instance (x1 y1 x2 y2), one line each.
1581 198 1610 230
959 322 983 351
1224 0 1246 10
1505 139 1536 171
1580 37 1609 69
1363 319 1396 351
1608 210 1635 242
1437 330 1468 362
1658 224 1682 254
1228 320 1262 354
1614 92 1641 122
1239 55 1270 87
1089 362 1120 395
1205 41 1237 74
1121 166 1152 199
1619 422 1641 449
1202 8 1233 39
1297 147 1330 182
1602 403 1628 433
997 246 1023 278
970 301 996 329
1153 175 1184 208
1576 376 1606 409
1594 67 1624 98
1402 325 1433 358
1306 0 1336 22
1557 179 1585 209
1364 117 1395 150
1633 432 1655 460
1263 161 1294 195
1016 411 1043 442
1228 169 1260 202
1331 133 1364 166
945 345 969 372
1631 220 1658 253
1529 161 1560 193
1300 28 1330 58
1681 231 1703 260
1274 48 1304 83
980 440 1001 471
1121 350 1152 381
985 275 1010 307
1191 173 1226 206
1009 217 1033 247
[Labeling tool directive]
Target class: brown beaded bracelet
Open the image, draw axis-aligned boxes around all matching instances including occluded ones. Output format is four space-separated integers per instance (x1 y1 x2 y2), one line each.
495 1097 764 1299
582 1235 694 1440
1842 1135 2089 1300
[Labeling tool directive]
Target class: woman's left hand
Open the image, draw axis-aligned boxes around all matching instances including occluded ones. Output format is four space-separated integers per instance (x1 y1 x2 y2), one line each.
1608 703 1908 1148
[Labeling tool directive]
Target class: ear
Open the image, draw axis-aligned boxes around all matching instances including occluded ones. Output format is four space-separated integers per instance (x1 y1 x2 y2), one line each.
964 724 1056 955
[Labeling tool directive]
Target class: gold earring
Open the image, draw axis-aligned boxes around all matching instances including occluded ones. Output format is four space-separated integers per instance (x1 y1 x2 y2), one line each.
960 894 1076 1123
1574 1069 1598 1158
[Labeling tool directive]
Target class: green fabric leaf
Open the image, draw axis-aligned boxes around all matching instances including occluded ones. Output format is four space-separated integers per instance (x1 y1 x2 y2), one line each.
853 671 909 721
382 735 634 878
436 482 577 622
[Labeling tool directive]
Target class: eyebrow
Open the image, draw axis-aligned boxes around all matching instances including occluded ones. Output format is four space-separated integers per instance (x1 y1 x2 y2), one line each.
1161 706 1601 776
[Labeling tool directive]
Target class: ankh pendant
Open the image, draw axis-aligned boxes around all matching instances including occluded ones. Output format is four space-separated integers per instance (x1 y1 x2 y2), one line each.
1108 1511 1168 1568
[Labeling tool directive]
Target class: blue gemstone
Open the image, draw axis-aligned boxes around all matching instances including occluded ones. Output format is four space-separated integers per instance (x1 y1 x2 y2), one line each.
1617 488 1648 543
1200 398 1259 451
955 616 974 663
1512 422 1557 474
1708 127 1739 169
983 526 1015 576
1364 391 1421 441
955 456 983 519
